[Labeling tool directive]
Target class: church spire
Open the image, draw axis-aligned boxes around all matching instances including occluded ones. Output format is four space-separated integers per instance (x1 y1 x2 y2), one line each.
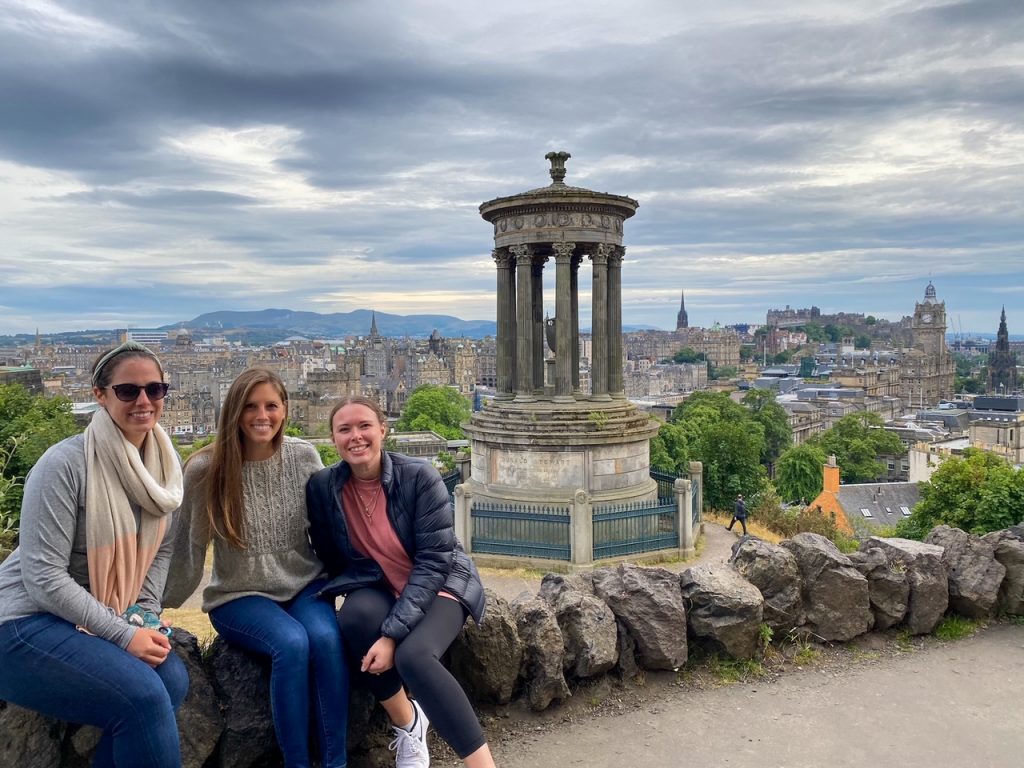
676 290 689 331
369 311 379 339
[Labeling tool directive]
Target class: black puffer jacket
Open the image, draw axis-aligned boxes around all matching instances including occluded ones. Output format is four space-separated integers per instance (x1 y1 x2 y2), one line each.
306 451 485 642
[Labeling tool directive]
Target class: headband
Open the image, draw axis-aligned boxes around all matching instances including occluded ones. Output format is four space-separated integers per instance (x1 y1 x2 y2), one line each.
91 341 159 388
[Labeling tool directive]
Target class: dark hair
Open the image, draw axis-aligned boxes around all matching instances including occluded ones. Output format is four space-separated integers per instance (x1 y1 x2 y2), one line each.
91 342 164 389
199 368 289 548
328 395 388 434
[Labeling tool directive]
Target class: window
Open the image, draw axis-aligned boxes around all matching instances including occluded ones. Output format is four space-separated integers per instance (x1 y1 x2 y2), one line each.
860 508 873 518
900 506 912 516
887 461 895 470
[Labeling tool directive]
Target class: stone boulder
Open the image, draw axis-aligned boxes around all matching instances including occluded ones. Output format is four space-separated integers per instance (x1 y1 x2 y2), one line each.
780 533 872 642
859 537 947 634
206 638 279 768
448 589 522 705
170 629 223 768
729 537 803 634
925 525 1006 618
590 564 687 670
539 572 617 680
679 564 764 659
511 595 570 711
847 547 909 630
0 702 64 768
982 528 1024 616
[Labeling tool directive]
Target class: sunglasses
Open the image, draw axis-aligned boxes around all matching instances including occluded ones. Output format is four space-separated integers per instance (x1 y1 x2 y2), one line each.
107 382 171 402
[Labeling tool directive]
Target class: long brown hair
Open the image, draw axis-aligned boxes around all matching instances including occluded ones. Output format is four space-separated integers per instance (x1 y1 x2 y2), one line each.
195 368 289 548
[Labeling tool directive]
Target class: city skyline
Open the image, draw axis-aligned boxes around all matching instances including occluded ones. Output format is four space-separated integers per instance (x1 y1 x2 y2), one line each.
1 1 1022 336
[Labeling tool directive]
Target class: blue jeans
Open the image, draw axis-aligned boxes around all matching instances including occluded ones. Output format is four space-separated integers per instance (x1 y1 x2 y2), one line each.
0 612 188 768
210 579 348 768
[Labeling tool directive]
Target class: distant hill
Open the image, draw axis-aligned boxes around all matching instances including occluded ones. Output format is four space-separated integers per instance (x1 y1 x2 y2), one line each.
167 308 497 340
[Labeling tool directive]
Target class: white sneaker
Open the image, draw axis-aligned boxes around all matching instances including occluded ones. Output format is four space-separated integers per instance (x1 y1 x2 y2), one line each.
389 699 430 768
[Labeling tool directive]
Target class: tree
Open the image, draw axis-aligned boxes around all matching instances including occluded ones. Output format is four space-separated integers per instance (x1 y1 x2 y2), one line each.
671 392 767 509
316 443 340 466
395 385 471 439
671 347 700 364
866 315 877 326
806 413 905 484
649 420 690 474
774 443 827 503
896 449 1024 539
741 389 792 467
854 335 871 350
0 384 80 526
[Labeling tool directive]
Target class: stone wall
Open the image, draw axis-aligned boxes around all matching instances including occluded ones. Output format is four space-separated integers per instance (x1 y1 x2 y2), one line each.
2 524 1022 767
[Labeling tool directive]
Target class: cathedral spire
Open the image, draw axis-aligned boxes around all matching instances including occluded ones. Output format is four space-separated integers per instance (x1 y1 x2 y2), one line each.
676 290 689 331
369 311 379 338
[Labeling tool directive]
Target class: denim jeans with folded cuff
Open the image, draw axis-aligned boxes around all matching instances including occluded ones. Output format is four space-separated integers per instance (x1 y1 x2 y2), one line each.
210 578 349 768
0 612 188 768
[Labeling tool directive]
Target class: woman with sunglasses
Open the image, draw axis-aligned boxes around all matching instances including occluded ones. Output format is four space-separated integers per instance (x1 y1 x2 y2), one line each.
0 341 187 767
306 396 496 768
164 368 348 768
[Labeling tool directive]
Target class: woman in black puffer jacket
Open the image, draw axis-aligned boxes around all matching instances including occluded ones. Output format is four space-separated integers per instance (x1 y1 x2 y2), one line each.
306 395 495 768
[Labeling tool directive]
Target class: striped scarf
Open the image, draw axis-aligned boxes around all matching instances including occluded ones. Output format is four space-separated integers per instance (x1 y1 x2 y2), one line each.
84 408 183 615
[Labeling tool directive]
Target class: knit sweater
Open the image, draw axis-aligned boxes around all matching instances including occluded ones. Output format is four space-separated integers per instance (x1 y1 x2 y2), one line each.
163 437 324 612
0 434 175 650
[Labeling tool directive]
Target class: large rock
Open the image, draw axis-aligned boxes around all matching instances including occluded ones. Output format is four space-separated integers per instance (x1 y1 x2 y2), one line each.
170 629 224 768
859 537 948 634
0 702 64 768
926 525 1006 618
847 547 909 630
590 564 687 670
539 573 618 680
982 528 1024 616
730 537 803 634
207 638 279 768
679 564 764 659
448 589 522 705
511 595 570 711
780 533 871 642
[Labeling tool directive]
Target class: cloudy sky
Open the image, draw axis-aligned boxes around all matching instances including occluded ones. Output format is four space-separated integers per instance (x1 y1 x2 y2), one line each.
2 0 1022 336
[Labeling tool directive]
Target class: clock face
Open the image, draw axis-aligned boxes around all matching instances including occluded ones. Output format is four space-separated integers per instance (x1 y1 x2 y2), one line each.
921 313 932 324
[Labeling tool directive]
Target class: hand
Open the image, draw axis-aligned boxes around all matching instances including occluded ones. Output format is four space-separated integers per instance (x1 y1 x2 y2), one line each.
361 636 396 675
127 627 172 668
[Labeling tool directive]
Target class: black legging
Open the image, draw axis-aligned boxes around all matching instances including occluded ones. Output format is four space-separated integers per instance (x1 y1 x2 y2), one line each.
337 587 486 759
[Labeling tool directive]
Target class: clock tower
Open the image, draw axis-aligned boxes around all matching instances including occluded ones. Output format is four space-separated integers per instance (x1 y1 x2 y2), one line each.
901 281 955 407
912 281 946 358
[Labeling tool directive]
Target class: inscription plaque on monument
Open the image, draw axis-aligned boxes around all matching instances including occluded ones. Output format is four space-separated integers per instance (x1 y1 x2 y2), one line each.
491 449 584 489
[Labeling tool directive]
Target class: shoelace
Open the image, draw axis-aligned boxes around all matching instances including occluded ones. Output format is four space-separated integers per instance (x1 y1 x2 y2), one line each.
388 727 427 757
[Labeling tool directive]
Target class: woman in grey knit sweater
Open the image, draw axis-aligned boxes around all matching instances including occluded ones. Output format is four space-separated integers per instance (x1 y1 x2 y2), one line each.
164 368 348 768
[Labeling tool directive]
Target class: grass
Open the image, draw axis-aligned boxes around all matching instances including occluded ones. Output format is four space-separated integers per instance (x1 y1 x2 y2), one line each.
708 656 766 684
933 615 982 641
703 511 783 544
895 629 915 651
163 606 216 644
792 645 820 666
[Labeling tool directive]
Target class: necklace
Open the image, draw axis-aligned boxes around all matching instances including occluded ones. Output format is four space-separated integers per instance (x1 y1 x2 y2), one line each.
354 481 383 521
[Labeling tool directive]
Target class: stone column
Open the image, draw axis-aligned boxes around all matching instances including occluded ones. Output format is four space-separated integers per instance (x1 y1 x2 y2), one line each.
492 248 516 399
676 478 694 556
591 244 611 400
607 246 625 398
688 460 703 525
531 255 547 392
454 484 471 553
512 244 535 401
571 253 582 393
552 242 576 401
570 489 593 567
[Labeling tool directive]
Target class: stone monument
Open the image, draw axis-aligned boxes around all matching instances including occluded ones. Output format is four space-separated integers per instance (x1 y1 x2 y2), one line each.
462 152 660 509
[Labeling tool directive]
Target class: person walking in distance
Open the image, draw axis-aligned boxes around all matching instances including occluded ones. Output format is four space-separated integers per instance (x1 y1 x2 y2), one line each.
306 395 498 768
727 494 748 536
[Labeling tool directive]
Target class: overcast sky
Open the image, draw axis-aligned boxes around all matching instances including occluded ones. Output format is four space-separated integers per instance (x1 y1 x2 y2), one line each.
2 0 1022 336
